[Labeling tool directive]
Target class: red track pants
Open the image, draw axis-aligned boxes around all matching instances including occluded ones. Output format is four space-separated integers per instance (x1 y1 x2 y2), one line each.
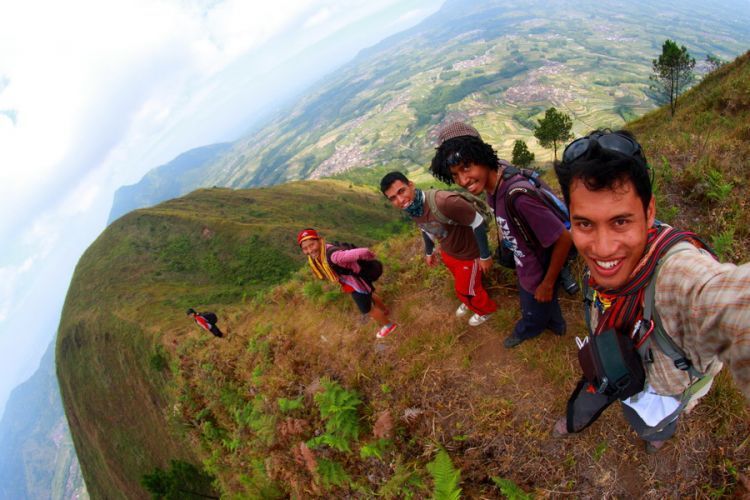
440 250 497 316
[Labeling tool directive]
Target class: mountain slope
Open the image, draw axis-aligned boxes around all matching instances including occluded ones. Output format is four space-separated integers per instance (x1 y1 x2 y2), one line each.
107 143 232 224
0 341 87 500
56 180 405 498
629 50 750 262
57 50 750 498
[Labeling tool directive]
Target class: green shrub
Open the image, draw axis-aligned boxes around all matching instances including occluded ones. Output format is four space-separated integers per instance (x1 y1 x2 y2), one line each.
141 459 218 499
360 438 392 460
711 227 735 261
317 458 351 490
149 346 169 372
705 169 733 203
278 396 304 413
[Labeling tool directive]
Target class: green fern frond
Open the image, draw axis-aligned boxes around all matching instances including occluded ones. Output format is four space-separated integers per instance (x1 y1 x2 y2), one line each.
317 458 350 490
491 476 533 500
426 449 461 500
311 379 362 450
277 396 304 413
360 438 392 460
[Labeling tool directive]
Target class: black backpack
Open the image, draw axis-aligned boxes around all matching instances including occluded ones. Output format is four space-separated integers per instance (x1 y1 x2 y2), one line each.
326 242 383 283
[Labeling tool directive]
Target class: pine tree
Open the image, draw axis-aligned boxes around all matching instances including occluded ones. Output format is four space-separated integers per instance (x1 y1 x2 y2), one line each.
511 140 535 167
650 39 695 117
533 107 573 161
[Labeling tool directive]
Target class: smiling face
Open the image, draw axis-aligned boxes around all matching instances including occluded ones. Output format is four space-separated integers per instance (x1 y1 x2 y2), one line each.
449 162 496 195
569 178 655 289
300 238 321 257
383 179 417 209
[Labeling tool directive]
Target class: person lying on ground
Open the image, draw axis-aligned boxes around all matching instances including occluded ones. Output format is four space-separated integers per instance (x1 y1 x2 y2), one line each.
187 308 224 338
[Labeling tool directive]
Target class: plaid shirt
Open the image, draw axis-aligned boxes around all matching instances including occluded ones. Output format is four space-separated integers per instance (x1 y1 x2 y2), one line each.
651 242 750 399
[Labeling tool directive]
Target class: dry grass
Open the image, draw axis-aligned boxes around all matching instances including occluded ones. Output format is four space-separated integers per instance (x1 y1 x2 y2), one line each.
166 233 748 498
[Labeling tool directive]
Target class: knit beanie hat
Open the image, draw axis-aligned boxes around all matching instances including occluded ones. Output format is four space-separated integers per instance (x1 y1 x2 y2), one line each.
436 121 481 146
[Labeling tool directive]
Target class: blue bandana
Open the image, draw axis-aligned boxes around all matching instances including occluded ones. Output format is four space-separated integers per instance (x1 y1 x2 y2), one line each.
404 188 425 218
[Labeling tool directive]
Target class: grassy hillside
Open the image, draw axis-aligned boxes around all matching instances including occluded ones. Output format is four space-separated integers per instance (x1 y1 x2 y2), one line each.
56 180 406 498
629 50 750 263
58 53 750 498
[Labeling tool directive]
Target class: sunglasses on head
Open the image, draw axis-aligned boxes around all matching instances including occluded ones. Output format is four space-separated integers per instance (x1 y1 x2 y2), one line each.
445 150 463 168
562 132 642 164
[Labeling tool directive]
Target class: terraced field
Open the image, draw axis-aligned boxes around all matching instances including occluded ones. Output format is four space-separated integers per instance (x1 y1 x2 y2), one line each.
128 0 750 200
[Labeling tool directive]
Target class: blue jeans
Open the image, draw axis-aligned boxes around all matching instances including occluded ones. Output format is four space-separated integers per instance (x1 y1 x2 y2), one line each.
512 285 565 340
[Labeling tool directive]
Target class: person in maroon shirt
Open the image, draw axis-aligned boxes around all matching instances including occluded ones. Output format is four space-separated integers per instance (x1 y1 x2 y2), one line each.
429 122 573 348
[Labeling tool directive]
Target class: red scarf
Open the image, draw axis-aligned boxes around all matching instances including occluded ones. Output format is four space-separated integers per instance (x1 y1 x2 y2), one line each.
591 224 712 337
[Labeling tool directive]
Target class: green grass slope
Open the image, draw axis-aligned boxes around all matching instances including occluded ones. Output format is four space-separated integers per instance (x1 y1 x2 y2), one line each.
56 180 406 498
629 50 750 262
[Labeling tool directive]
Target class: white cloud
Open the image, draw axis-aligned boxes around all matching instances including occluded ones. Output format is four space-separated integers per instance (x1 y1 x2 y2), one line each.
0 257 35 323
304 7 332 28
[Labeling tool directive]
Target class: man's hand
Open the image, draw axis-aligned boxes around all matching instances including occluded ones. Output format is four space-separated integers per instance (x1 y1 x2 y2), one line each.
478 257 493 273
425 254 438 267
534 280 554 302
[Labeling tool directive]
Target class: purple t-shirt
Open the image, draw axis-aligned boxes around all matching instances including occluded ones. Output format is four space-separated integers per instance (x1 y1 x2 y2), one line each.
488 175 566 293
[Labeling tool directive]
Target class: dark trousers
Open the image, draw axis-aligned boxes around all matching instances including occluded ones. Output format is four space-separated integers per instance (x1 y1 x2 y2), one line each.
565 379 678 442
512 285 565 340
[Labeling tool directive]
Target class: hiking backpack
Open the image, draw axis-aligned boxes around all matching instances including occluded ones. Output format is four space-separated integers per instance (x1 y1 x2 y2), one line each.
493 162 578 295
424 189 495 228
499 162 571 250
326 242 383 283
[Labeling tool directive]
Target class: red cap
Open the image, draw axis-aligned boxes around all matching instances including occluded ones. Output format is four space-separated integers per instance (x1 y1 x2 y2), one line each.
297 228 319 246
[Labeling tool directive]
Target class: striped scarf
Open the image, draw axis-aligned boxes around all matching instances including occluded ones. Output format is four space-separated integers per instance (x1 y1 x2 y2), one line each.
592 224 711 337
307 239 338 282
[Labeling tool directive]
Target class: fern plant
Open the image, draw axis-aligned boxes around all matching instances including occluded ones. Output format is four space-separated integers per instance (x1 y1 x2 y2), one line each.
316 458 351 490
705 168 732 203
277 396 304 413
307 379 361 452
360 438 392 460
491 476 532 500
426 448 461 500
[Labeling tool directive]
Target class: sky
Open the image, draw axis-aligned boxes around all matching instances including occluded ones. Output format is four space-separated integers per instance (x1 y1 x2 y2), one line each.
0 0 443 416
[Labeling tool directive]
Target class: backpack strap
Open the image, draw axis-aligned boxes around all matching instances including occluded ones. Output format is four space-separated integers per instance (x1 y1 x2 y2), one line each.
634 244 714 436
640 246 705 379
425 190 455 226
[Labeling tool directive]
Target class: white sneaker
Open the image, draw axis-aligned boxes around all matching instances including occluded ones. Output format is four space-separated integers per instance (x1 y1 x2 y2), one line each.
468 313 491 326
455 303 470 318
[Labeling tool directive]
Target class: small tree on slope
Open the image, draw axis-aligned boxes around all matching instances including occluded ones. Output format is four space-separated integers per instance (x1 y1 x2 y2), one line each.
651 39 695 117
533 107 573 161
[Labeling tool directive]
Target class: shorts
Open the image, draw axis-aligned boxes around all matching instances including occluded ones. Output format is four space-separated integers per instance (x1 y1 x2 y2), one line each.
350 291 372 314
